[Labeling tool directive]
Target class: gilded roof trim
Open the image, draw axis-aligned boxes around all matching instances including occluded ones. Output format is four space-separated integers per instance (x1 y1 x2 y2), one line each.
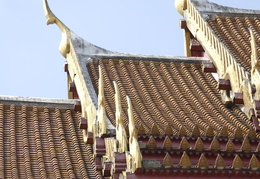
177 0 259 119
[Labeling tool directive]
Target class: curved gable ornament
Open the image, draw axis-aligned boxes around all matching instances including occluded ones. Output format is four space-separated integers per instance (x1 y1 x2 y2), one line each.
43 0 70 57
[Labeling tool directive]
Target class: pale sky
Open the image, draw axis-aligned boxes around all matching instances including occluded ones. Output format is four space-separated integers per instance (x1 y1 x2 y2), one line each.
0 0 259 99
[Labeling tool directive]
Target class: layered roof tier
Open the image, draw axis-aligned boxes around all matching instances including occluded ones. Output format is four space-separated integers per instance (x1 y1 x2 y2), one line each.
0 96 100 178
41 0 260 178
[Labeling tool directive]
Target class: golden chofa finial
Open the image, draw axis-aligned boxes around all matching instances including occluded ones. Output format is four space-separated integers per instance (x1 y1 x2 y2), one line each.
43 0 56 25
43 0 70 57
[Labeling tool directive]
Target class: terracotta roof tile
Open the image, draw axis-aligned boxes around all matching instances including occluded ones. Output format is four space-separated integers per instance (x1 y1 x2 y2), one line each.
207 16 260 72
0 103 100 178
87 59 256 139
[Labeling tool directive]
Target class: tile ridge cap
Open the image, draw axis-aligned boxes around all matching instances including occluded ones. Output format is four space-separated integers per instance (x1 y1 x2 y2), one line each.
191 0 260 15
0 95 79 108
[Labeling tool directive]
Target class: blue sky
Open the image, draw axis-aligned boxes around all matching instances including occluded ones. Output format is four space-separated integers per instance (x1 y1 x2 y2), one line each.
0 0 259 99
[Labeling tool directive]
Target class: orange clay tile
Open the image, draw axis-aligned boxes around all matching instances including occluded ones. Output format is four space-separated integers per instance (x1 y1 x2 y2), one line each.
88 59 257 140
0 103 99 179
207 16 260 73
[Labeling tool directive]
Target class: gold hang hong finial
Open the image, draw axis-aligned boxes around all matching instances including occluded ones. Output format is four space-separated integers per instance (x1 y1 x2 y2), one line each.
97 66 107 137
113 81 128 153
126 96 142 172
250 28 260 100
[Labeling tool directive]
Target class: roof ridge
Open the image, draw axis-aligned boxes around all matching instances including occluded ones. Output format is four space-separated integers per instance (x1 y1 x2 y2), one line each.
0 95 78 108
191 0 260 15
70 32 210 64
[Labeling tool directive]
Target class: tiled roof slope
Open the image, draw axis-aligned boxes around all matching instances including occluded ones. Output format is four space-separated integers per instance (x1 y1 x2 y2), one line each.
87 58 260 178
0 97 100 179
87 58 256 138
207 16 260 72
176 0 260 128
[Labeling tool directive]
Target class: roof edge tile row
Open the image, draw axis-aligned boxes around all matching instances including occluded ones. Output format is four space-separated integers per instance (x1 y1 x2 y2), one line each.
0 95 78 109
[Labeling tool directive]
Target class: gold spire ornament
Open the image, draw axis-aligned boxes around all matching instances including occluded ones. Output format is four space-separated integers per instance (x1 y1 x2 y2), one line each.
191 124 200 137
214 154 225 169
194 137 204 151
179 125 187 136
179 137 190 150
240 137 251 152
150 124 160 135
255 143 260 152
247 127 256 138
205 125 214 137
163 153 173 168
232 155 243 169
196 154 208 169
165 125 173 135
138 124 146 135
249 154 260 170
163 136 172 150
219 126 229 137
179 151 192 168
225 139 235 152
209 136 221 151
147 136 157 149
234 127 243 138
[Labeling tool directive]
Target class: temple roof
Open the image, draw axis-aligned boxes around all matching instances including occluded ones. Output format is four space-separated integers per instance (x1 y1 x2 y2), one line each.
42 0 260 178
190 0 260 73
88 58 253 137
0 96 99 178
